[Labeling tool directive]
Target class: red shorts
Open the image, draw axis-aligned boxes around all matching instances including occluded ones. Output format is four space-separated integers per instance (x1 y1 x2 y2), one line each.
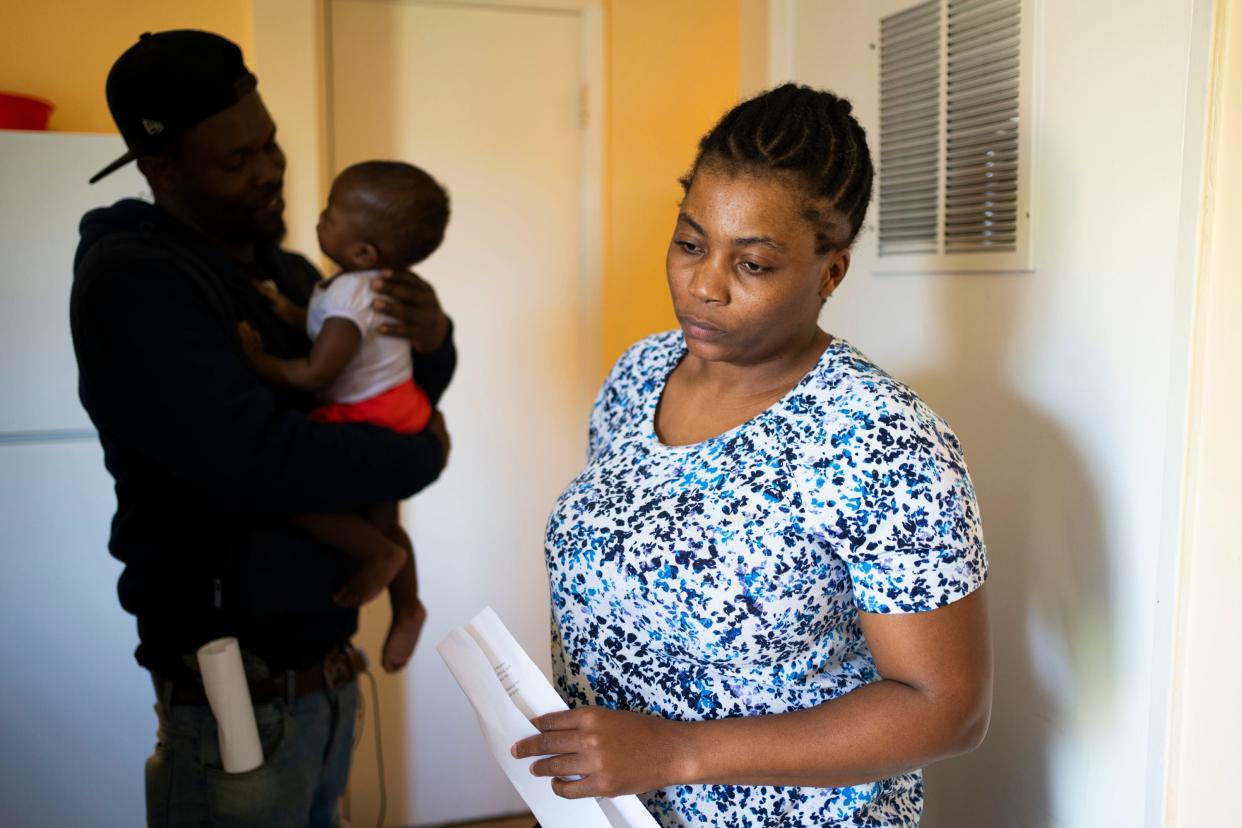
308 378 432 434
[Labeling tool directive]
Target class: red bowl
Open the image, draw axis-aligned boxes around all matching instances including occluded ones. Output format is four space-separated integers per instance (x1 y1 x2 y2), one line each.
0 91 55 130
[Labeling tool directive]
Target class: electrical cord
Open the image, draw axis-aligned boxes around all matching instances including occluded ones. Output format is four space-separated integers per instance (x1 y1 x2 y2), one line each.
360 666 387 828
343 661 387 828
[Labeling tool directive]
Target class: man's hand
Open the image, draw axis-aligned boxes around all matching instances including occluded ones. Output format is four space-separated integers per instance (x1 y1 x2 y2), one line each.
367 269 452 352
370 270 450 353
423 410 451 466
511 707 692 799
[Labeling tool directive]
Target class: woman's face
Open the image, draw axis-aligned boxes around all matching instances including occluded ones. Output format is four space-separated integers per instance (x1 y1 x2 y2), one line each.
665 165 850 366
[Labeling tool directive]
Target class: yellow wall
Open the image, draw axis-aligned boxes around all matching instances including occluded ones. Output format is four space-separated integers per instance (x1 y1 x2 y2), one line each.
602 0 741 372
250 0 330 264
0 0 253 133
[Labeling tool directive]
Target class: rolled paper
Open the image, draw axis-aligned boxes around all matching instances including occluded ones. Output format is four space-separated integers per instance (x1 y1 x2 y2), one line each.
196 637 264 773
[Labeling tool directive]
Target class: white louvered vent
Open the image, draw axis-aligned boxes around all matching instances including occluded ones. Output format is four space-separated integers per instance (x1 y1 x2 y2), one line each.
945 0 1021 252
878 0 940 256
876 0 1033 272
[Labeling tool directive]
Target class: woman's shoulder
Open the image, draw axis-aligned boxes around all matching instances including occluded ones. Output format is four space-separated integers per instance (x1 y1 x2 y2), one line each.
610 330 683 370
601 330 683 394
795 339 965 461
587 331 681 452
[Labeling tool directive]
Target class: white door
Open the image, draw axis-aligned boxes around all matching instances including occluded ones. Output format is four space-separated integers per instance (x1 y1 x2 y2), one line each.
328 2 601 824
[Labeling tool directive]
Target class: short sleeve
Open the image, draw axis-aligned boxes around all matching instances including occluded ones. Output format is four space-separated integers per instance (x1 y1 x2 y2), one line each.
317 274 376 334
799 383 988 614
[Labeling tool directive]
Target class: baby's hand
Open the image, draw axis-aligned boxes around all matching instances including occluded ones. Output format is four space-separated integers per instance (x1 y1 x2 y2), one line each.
237 321 266 362
253 280 281 303
254 280 307 329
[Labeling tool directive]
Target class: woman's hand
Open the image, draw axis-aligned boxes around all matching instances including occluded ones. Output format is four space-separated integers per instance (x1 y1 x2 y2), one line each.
370 269 450 353
511 707 692 799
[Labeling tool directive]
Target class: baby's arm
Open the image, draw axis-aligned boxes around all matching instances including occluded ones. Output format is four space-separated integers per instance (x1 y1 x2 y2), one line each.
239 318 360 392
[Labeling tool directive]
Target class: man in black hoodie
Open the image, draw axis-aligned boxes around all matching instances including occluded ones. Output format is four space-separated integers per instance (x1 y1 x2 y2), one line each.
69 31 452 825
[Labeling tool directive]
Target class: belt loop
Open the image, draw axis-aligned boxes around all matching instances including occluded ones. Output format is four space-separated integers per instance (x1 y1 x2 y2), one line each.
285 669 297 708
322 649 338 693
154 673 175 714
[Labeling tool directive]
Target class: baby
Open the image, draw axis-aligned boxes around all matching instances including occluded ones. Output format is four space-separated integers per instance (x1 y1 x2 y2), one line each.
240 160 451 672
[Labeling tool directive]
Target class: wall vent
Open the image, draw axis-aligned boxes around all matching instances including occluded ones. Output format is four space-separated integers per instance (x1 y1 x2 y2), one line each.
878 0 941 257
876 0 1033 272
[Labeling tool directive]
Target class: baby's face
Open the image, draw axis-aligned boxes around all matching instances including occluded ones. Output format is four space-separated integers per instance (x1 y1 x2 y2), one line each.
317 180 371 271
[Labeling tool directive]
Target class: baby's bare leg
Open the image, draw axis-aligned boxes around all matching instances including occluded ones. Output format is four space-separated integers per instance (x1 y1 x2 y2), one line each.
293 512 406 607
374 516 426 673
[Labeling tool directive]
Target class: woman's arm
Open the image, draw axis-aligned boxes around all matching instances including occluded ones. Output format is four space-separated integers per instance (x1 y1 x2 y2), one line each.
240 317 361 393
512 586 991 798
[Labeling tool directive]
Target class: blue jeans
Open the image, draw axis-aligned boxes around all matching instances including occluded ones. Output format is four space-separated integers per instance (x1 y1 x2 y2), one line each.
145 671 358 827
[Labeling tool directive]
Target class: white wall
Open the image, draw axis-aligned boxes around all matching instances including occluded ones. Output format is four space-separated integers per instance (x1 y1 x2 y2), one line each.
1166 0 1242 823
783 1 1213 825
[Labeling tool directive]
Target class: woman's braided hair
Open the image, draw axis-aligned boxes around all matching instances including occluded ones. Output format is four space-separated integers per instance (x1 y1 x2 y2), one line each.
683 83 874 253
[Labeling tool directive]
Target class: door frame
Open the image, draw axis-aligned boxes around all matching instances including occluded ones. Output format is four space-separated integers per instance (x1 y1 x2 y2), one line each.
1160 0 1242 823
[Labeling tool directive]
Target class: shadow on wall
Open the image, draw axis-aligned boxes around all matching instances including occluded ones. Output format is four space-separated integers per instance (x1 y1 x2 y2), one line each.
900 276 1115 828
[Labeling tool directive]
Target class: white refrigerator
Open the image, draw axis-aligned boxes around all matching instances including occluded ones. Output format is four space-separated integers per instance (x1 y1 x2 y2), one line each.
0 130 152 827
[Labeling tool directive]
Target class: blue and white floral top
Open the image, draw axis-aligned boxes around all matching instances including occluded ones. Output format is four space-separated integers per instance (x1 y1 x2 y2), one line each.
545 331 988 827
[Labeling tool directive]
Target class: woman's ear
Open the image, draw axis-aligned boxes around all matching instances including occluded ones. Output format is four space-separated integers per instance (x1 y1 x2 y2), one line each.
820 248 851 299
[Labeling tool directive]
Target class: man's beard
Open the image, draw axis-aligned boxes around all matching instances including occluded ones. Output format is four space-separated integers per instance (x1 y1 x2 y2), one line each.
253 216 287 246
213 208 286 248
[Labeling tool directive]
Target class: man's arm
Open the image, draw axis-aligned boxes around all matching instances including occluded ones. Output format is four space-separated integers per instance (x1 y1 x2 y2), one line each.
411 319 456 406
71 259 445 516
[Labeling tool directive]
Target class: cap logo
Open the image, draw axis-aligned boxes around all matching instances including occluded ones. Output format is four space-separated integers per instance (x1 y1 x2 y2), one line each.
142 118 164 136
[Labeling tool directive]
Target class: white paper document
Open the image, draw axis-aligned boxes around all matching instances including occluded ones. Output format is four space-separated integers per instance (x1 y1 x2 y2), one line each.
437 607 660 828
196 637 263 773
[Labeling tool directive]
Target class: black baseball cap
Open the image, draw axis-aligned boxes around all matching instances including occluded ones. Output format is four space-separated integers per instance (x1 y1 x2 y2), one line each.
89 30 258 184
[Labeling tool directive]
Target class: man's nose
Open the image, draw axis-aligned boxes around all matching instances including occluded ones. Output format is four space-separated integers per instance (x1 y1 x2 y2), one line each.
254 150 284 189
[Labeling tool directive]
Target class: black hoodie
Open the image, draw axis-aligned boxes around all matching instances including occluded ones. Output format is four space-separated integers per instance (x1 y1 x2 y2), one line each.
70 199 455 677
